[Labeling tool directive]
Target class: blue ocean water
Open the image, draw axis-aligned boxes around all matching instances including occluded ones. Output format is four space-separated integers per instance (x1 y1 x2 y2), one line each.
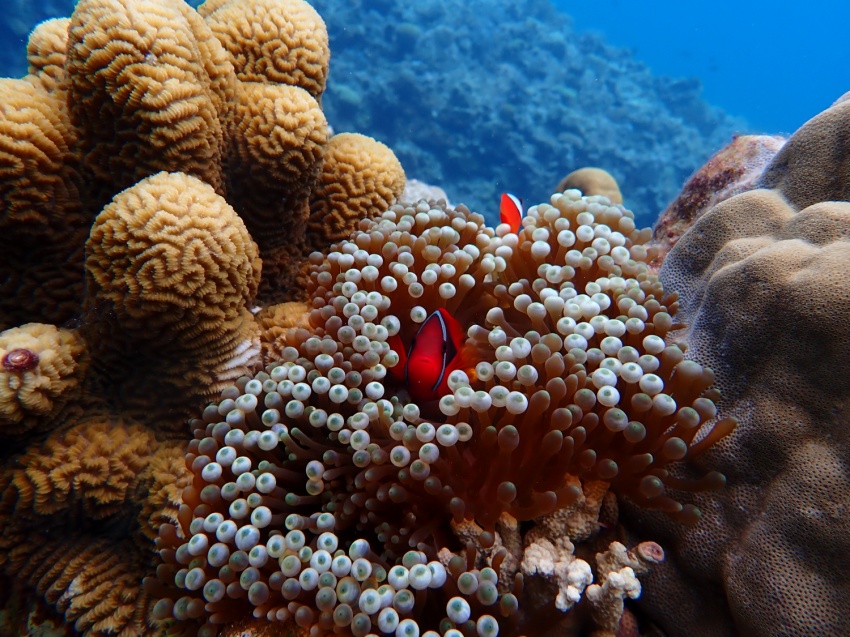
557 0 850 135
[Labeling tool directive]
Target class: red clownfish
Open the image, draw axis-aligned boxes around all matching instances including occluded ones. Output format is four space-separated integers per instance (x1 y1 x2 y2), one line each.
499 192 524 233
387 308 468 403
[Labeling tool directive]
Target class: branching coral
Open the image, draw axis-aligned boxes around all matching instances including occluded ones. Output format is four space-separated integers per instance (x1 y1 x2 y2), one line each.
152 190 734 636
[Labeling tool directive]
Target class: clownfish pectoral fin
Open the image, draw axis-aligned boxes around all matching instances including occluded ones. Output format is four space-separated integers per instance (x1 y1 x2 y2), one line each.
500 192 524 234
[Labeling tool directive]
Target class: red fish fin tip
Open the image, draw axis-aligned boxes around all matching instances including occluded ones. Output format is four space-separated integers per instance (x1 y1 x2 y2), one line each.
499 192 524 233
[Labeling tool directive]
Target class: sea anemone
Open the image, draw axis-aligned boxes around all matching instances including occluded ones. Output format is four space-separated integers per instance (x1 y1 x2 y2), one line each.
150 190 735 636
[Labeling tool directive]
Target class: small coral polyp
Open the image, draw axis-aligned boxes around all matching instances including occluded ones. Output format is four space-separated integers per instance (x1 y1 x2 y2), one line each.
153 191 734 636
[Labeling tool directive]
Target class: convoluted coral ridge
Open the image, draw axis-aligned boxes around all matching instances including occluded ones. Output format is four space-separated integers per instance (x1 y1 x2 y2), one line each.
153 190 734 637
83 171 263 419
0 418 192 637
66 0 232 204
628 95 850 637
26 18 71 93
0 170 264 635
0 323 88 439
0 0 405 328
198 0 329 97
0 0 406 634
0 76 83 329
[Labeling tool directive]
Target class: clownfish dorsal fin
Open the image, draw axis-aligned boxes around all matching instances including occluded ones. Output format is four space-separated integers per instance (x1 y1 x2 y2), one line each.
499 192 524 234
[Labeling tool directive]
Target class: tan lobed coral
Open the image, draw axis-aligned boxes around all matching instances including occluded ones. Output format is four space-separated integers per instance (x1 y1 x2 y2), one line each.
626 94 850 636
0 77 83 329
66 0 234 204
26 18 70 93
0 170 260 637
83 171 263 420
0 0 406 635
0 0 405 329
0 323 88 439
0 425 191 637
307 133 407 251
198 0 330 97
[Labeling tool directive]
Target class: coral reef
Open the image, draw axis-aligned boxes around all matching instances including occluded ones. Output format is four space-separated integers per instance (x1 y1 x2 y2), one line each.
3 0 746 225
151 191 734 636
9 1 843 636
626 94 850 636
0 0 404 635
311 0 744 225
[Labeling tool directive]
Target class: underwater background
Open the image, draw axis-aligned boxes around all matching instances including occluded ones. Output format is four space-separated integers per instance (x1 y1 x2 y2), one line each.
1 2 849 636
2 0 846 226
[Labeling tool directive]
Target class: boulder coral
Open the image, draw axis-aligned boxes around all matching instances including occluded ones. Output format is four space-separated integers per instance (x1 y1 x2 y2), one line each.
628 94 850 636
0 0 404 635
0 0 405 330
151 191 734 637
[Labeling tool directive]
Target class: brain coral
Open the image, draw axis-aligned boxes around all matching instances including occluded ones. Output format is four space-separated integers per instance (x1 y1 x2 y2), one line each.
151 190 734 637
0 170 255 637
66 0 233 203
0 0 405 330
0 0 405 634
83 171 263 417
627 94 850 636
